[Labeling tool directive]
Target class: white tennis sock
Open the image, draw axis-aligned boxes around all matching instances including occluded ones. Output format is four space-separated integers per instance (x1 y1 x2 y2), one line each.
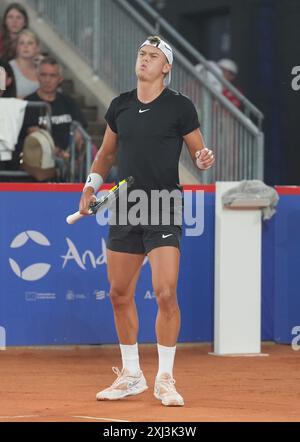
157 343 176 378
119 343 141 375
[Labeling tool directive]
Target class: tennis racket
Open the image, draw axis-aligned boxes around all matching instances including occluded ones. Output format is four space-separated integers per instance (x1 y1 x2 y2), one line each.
66 176 134 224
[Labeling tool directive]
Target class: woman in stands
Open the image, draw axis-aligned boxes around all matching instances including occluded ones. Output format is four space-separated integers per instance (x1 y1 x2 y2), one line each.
0 3 29 62
9 29 40 98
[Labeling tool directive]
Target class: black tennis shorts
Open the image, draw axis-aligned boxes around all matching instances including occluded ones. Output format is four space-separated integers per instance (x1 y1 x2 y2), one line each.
107 224 182 255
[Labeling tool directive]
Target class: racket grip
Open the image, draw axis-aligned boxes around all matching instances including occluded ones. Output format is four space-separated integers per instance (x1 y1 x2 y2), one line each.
66 211 86 224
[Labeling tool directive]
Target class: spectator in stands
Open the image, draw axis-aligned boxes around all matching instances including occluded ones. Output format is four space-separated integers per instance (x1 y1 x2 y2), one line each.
0 3 29 62
9 29 40 98
218 58 243 109
19 56 87 180
0 58 16 97
195 61 223 94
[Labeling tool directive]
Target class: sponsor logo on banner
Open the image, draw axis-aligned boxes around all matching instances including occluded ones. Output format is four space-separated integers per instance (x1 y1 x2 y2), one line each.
25 292 56 301
9 231 51 281
66 290 75 301
66 290 87 301
8 232 148 282
61 238 149 270
94 290 109 301
144 290 156 300
61 238 107 269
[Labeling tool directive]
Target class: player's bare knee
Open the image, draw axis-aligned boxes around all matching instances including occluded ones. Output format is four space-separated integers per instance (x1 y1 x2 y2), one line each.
155 287 177 309
109 286 132 308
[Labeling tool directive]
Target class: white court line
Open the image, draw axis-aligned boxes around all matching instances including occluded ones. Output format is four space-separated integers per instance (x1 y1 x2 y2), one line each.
0 414 130 422
0 415 39 419
73 415 130 422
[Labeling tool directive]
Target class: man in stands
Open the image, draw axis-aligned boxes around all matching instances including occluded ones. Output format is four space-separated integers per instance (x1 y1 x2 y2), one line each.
19 56 87 179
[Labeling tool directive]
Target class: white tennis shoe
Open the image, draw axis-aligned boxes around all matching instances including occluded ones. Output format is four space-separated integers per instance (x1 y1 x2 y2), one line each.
96 367 148 401
154 373 184 406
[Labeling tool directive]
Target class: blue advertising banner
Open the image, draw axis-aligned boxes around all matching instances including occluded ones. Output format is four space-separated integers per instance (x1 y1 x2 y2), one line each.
272 195 300 343
0 184 299 346
0 186 215 346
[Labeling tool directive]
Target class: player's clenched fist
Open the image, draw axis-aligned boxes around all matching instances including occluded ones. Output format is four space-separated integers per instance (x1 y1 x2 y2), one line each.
195 148 215 170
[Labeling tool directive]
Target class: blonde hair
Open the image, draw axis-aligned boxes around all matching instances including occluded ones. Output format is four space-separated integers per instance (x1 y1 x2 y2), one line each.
17 29 40 46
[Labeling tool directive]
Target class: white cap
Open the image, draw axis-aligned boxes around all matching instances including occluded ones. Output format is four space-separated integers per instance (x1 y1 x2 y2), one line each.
140 36 173 86
218 58 238 75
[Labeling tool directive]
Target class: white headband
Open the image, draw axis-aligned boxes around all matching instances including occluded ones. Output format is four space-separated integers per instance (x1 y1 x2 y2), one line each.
140 37 173 86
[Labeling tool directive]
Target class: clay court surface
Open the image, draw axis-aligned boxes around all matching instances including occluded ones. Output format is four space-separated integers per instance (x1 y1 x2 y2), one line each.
0 343 299 422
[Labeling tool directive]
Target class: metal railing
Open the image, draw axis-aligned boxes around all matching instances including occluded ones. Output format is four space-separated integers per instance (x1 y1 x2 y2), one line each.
28 0 264 182
69 121 93 183
131 0 263 128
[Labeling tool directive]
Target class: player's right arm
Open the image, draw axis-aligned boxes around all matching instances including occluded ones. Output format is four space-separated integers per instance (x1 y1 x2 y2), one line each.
79 124 118 215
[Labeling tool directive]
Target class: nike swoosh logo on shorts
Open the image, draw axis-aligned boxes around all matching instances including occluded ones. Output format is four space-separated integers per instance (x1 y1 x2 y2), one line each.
162 234 173 239
139 109 150 113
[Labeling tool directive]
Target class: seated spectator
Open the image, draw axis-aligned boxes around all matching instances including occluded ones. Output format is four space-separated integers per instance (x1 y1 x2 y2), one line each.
9 29 40 98
218 58 243 109
195 61 223 94
19 56 88 180
0 58 17 97
0 3 29 62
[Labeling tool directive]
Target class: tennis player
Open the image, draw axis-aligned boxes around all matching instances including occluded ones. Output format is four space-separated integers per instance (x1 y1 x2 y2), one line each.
79 36 215 406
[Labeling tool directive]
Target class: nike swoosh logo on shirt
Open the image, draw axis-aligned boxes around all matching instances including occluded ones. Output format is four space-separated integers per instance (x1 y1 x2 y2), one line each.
139 109 150 113
162 234 173 239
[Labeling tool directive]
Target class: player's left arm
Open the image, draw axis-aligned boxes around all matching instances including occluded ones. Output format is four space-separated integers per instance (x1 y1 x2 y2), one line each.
183 128 215 170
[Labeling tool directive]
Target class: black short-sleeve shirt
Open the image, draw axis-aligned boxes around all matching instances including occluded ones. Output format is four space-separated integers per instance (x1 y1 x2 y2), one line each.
20 92 87 150
105 88 200 193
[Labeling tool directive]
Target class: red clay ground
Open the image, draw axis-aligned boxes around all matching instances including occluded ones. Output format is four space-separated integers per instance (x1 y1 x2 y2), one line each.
0 343 299 422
